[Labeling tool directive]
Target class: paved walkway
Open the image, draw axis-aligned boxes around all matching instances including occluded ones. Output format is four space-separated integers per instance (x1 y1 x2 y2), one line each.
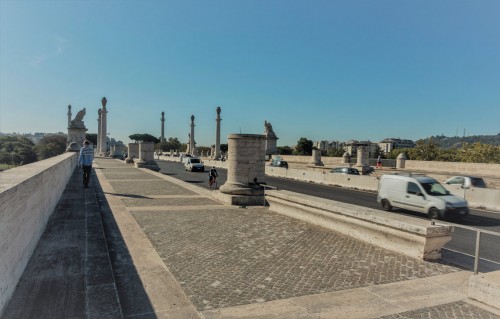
3 158 500 318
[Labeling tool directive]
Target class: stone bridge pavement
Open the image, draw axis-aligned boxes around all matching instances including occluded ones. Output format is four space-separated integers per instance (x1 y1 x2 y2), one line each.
3 158 500 319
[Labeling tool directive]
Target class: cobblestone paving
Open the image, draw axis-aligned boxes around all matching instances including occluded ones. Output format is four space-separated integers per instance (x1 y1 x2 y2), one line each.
376 301 500 319
122 196 220 207
131 208 461 311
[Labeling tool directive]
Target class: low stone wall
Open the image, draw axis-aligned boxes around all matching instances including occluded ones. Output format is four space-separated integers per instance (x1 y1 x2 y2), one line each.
0 152 78 315
469 271 500 310
405 160 500 178
265 190 453 261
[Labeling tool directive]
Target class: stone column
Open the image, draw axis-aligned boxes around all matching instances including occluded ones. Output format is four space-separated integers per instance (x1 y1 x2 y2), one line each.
310 148 324 166
215 106 222 159
396 153 407 169
189 115 195 155
67 105 72 128
355 146 370 174
99 97 108 157
125 143 139 163
161 111 165 143
97 109 101 155
219 134 266 196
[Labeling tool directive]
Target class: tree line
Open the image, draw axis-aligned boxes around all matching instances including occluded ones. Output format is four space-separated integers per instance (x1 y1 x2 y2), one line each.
0 135 68 168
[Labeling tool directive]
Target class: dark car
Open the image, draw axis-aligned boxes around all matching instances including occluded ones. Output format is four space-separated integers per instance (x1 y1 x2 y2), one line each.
330 167 360 175
270 160 288 169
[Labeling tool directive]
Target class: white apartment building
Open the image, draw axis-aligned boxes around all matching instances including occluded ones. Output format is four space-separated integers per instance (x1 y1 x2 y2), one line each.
378 138 415 154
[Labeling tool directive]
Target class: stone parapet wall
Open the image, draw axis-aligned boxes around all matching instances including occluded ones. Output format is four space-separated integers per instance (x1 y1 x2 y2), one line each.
266 190 453 261
404 160 500 177
0 152 78 315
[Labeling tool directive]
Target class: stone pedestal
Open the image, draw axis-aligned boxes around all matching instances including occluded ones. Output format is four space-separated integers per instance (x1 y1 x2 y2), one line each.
310 149 324 166
265 135 278 156
66 127 87 152
125 143 139 163
355 146 370 174
219 134 266 204
192 147 199 157
135 142 160 171
396 153 407 169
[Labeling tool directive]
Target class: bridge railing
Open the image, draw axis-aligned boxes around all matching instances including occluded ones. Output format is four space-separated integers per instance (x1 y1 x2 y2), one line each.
0 152 78 315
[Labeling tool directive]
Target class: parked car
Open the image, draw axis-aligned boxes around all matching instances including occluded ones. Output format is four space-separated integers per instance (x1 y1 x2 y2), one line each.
330 167 360 175
269 160 288 169
377 174 469 219
444 176 487 188
184 157 205 172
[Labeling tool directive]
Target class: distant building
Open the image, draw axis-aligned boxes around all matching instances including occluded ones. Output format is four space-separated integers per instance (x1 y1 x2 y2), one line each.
345 140 379 157
313 140 330 152
378 138 415 155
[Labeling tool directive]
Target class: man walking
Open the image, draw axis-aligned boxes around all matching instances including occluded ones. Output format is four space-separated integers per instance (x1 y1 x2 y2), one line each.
78 140 94 188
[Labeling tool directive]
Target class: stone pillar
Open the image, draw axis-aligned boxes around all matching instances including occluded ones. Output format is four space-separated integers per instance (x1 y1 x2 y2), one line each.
161 111 165 143
396 153 407 169
99 97 108 157
211 147 215 158
355 146 370 174
342 152 351 164
220 134 266 197
125 143 139 163
215 106 222 159
97 109 101 155
189 115 195 155
67 105 72 128
135 142 160 171
310 148 324 166
192 148 199 157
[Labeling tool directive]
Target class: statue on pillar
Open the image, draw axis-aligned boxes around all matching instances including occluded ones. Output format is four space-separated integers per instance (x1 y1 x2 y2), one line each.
264 120 278 155
66 107 88 152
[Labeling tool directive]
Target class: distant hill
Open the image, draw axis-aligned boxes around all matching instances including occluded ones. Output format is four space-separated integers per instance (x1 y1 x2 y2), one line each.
419 133 500 149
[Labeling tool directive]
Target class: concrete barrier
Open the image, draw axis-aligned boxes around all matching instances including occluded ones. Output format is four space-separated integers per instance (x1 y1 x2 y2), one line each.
469 271 500 310
265 190 453 261
0 152 78 315
160 156 500 212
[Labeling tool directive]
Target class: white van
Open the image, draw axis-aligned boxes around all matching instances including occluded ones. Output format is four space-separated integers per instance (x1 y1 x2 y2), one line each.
377 174 469 219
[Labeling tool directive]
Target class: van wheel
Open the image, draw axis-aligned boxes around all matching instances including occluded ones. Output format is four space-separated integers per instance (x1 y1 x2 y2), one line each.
428 207 440 220
381 199 392 211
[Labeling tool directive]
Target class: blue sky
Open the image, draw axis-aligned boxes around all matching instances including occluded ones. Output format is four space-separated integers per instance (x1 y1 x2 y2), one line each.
1 0 499 147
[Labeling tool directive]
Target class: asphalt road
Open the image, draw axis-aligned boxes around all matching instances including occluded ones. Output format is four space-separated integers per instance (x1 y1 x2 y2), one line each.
157 160 500 271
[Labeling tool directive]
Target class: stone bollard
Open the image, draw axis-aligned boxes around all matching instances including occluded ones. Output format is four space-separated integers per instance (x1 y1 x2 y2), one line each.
397 153 407 169
310 148 324 166
219 134 266 200
125 143 139 163
135 142 160 171
355 146 370 174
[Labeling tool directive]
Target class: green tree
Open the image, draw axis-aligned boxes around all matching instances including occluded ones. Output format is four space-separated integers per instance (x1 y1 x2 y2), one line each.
294 137 313 155
129 133 160 144
156 137 182 152
327 148 346 157
458 143 500 164
0 136 37 165
277 146 294 155
35 135 67 160
85 133 98 146
407 139 440 161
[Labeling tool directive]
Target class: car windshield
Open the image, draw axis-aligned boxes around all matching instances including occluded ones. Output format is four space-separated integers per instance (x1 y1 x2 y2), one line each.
190 159 200 163
420 182 450 196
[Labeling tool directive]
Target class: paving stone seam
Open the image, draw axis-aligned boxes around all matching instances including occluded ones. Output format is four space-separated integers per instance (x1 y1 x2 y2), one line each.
128 205 236 212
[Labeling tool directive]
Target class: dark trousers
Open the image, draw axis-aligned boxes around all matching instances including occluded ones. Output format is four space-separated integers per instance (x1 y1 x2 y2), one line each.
82 165 92 187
